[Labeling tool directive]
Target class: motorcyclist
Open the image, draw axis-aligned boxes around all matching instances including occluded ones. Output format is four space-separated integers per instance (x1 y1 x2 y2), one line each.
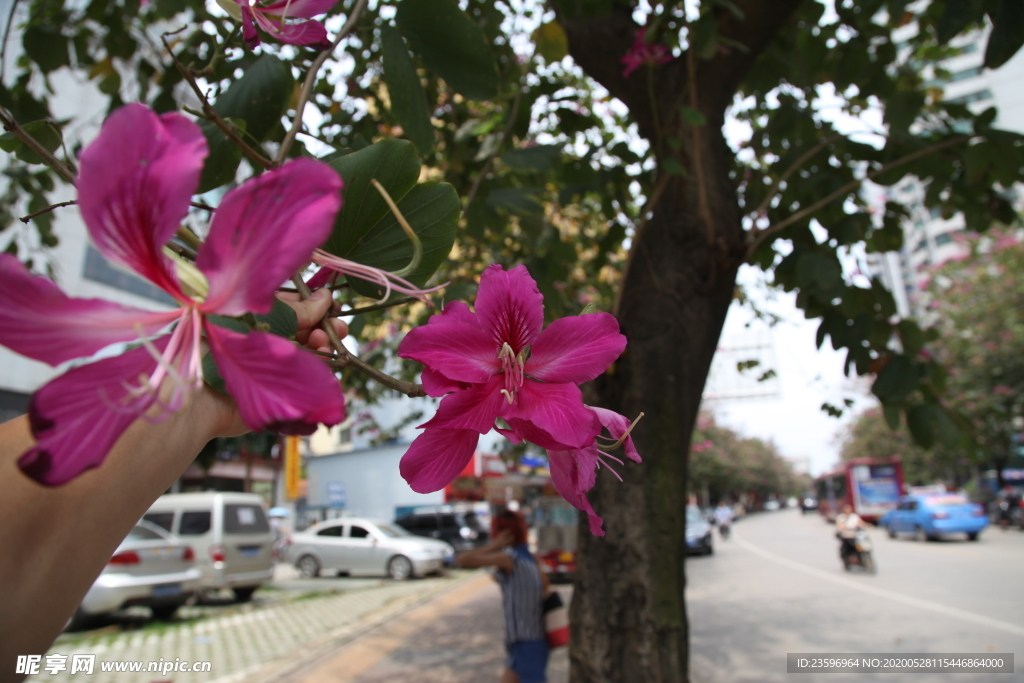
997 486 1022 529
835 504 865 562
714 501 734 538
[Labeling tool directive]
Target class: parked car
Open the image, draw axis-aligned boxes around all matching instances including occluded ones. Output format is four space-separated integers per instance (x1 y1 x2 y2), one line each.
763 499 781 512
70 521 201 629
879 493 988 541
285 518 452 580
143 492 274 601
800 495 819 514
686 505 713 555
395 507 489 551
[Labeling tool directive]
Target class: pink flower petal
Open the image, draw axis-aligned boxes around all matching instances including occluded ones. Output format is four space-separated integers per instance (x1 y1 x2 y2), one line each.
420 367 465 397
252 10 330 48
504 380 600 450
260 0 337 18
305 266 338 290
475 264 544 354
525 312 626 384
592 406 641 462
548 448 604 536
400 428 479 493
0 254 179 365
398 320 499 384
199 159 342 317
19 339 168 486
421 376 506 433
77 104 207 299
432 300 476 325
241 6 261 49
205 324 345 434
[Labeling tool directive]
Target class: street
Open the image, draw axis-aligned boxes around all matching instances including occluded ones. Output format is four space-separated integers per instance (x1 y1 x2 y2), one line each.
688 508 1024 683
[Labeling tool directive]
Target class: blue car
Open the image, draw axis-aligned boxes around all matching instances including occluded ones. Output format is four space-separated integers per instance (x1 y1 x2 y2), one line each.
879 493 988 541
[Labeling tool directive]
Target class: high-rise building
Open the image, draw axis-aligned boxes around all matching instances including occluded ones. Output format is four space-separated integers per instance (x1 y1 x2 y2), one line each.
866 23 1024 318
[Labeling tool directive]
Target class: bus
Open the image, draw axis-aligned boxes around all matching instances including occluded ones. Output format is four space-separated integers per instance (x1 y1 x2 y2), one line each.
815 458 904 523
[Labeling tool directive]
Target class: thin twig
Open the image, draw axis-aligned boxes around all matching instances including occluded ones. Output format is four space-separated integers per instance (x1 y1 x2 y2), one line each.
745 136 969 260
161 31 274 170
291 274 426 397
332 297 416 316
0 105 76 183
0 0 20 83
275 0 369 165
752 133 843 218
190 201 215 212
19 199 76 224
686 48 714 247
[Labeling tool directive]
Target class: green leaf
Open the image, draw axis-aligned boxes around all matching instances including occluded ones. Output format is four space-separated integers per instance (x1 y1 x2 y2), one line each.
23 26 70 74
323 140 459 298
381 26 435 155
533 21 569 63
937 0 984 44
985 0 1024 69
395 0 499 101
253 298 299 339
872 355 918 402
896 319 927 356
501 145 561 172
906 404 936 448
663 158 687 176
680 106 706 127
883 403 901 430
213 54 294 143
196 120 244 193
0 121 63 165
486 187 544 215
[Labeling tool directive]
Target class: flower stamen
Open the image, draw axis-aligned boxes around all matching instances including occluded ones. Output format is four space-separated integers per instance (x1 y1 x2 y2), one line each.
596 411 644 451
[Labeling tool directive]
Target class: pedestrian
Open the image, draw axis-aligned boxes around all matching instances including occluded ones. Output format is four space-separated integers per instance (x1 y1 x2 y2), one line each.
456 509 549 683
0 292 346 672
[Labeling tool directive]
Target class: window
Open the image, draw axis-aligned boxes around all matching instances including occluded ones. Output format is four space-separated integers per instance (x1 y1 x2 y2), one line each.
948 66 983 83
349 525 370 539
143 512 175 533
907 501 919 511
439 514 458 529
179 511 212 536
224 504 270 534
935 233 953 246
317 525 343 537
946 89 993 105
929 206 942 219
128 525 166 541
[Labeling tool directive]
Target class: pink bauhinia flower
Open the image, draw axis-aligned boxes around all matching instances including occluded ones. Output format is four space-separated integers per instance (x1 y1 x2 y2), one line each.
397 265 639 532
218 0 336 50
548 407 642 536
621 27 673 78
0 103 346 485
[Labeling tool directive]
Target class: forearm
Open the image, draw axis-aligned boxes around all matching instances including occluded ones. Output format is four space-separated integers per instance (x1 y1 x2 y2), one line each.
0 387 235 673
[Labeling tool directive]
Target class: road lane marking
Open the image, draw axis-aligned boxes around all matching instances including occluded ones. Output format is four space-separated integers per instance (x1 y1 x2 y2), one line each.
733 530 1024 638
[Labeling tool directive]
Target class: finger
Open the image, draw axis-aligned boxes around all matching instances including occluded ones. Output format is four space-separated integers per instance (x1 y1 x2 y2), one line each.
288 288 333 331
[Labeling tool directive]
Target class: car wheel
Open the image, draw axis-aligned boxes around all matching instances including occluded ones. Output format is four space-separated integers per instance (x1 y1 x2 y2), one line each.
233 587 257 602
967 532 979 541
914 526 928 542
150 604 180 621
388 555 413 580
297 554 320 578
887 524 896 539
65 608 94 632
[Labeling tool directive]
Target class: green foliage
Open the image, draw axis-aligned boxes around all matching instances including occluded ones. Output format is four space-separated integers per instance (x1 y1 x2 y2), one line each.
380 26 435 154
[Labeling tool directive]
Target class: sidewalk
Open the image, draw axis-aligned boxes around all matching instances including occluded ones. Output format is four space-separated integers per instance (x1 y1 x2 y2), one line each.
288 573 570 683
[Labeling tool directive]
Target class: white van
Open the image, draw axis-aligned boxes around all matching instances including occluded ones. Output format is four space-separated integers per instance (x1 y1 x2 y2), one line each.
143 492 275 601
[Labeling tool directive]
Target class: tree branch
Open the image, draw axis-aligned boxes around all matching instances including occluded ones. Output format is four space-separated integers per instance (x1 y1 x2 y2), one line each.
687 48 715 246
746 136 969 260
0 105 76 183
275 0 369 166
752 133 842 218
19 200 76 224
290 274 426 398
332 297 416 317
161 31 274 170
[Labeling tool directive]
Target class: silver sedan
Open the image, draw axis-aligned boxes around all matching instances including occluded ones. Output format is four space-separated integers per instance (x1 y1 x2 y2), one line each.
284 518 453 580
71 521 202 629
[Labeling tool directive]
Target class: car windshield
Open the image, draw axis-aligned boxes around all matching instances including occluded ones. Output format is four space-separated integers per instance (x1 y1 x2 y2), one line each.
375 523 412 538
126 524 167 542
461 511 485 530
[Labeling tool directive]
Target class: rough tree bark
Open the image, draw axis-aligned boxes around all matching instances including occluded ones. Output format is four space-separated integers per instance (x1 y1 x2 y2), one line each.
550 1 806 680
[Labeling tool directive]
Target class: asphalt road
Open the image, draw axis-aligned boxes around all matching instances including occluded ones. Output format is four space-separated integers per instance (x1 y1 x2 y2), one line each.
688 508 1024 683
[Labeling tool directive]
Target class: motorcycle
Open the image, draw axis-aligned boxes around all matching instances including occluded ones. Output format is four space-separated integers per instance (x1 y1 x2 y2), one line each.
718 522 731 540
839 530 876 573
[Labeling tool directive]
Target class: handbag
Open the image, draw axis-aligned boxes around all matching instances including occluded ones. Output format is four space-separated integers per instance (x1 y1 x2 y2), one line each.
542 591 569 649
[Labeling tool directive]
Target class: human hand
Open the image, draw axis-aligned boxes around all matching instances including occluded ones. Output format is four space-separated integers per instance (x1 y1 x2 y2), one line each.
203 288 348 438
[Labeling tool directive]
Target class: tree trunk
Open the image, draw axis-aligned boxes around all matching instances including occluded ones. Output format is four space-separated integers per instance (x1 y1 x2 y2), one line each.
570 114 744 682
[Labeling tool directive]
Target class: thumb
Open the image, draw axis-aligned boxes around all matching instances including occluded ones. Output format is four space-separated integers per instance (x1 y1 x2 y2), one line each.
289 288 333 331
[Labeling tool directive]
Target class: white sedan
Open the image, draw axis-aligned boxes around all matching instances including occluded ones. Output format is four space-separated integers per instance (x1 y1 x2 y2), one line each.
284 518 453 580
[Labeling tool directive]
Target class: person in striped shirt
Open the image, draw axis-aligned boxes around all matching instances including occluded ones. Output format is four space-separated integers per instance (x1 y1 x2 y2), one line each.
457 510 550 683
